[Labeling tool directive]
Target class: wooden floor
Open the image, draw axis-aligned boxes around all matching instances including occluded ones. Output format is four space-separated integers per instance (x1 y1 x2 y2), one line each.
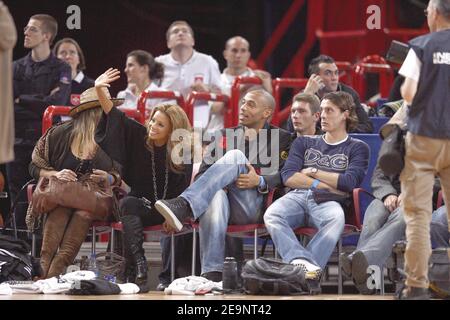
0 291 395 300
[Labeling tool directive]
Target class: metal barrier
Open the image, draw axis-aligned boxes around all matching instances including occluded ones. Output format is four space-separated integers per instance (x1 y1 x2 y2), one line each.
229 76 262 127
137 90 186 121
335 61 353 87
272 78 308 126
42 105 145 134
185 92 229 127
42 106 71 134
353 55 394 101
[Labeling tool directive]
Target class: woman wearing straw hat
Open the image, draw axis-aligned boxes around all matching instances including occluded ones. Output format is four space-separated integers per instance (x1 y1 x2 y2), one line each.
94 68 194 292
28 87 123 279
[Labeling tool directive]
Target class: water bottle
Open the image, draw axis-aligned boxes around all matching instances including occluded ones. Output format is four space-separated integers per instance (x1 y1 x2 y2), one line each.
87 253 99 278
222 257 238 293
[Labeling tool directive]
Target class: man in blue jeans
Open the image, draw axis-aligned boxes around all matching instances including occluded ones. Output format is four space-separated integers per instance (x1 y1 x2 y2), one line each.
264 91 369 281
155 89 292 281
339 157 448 294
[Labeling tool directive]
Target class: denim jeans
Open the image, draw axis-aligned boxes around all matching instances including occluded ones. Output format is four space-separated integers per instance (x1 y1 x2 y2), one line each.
264 189 345 269
351 199 406 268
181 150 264 273
351 200 448 268
430 205 448 249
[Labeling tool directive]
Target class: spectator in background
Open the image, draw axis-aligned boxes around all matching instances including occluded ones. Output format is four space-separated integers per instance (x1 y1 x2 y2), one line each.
0 1 17 165
287 55 373 134
7 14 71 231
54 38 94 106
290 93 322 137
117 50 165 114
209 36 273 131
155 20 222 129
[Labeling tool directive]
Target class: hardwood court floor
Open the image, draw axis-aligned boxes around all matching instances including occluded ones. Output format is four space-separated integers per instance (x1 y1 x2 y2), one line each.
0 291 395 300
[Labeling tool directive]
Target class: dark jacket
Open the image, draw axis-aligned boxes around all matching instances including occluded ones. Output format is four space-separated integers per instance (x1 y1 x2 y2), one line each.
13 52 71 124
338 83 373 133
196 123 293 190
29 121 121 181
95 107 192 201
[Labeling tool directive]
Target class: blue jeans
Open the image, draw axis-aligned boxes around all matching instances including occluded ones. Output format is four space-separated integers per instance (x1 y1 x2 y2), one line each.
181 150 264 273
351 199 406 268
352 200 448 268
430 206 448 249
264 189 345 269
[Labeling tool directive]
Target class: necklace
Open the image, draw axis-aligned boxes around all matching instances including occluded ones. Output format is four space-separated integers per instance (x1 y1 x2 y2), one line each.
151 149 169 201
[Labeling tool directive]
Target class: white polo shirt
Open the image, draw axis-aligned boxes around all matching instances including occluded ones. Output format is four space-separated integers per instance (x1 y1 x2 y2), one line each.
220 67 256 96
155 50 222 128
117 82 166 112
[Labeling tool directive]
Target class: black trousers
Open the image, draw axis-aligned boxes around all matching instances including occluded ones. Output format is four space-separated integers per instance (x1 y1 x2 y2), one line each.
6 120 41 230
5 144 34 230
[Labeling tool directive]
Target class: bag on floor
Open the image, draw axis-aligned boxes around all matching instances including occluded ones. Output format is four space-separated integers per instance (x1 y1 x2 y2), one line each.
241 257 308 295
391 241 450 299
0 234 34 283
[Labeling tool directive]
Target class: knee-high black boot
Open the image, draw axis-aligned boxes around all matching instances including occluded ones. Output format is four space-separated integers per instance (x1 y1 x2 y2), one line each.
121 215 148 289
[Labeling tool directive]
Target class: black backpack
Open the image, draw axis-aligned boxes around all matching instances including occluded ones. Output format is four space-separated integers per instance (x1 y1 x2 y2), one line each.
241 257 317 295
0 234 35 283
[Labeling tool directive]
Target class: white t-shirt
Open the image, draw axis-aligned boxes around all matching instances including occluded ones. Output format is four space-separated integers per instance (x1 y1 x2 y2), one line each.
399 48 422 82
117 82 164 112
155 50 222 128
220 67 256 96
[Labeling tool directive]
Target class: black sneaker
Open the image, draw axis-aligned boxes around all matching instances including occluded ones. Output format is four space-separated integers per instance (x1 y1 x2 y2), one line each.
351 251 375 295
339 252 352 278
156 282 169 291
155 197 193 232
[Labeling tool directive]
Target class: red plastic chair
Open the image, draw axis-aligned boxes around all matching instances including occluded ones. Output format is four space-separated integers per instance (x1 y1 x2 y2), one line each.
353 55 394 103
184 91 230 128
272 78 309 126
42 105 145 134
137 90 186 121
335 61 354 87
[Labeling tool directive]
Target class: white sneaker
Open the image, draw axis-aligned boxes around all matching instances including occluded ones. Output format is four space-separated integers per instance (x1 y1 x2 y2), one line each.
291 259 322 280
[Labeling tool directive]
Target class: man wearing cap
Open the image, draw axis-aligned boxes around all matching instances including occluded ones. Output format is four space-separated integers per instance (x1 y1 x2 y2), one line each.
6 14 71 231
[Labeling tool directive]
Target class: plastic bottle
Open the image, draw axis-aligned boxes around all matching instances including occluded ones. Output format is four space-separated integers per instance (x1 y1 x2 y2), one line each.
87 253 99 278
222 257 238 293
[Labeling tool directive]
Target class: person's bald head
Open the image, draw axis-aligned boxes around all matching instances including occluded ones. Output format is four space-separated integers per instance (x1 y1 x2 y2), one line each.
239 89 274 129
223 36 251 71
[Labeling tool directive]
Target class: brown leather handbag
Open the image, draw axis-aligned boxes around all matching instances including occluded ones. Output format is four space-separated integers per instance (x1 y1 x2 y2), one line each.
32 174 114 220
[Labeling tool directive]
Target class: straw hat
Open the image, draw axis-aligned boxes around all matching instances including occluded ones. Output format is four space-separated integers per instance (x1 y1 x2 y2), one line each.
69 87 124 117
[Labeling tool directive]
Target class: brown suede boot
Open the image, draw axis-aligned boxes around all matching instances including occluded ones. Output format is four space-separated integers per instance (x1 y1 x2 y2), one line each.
47 210 92 278
40 206 72 278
